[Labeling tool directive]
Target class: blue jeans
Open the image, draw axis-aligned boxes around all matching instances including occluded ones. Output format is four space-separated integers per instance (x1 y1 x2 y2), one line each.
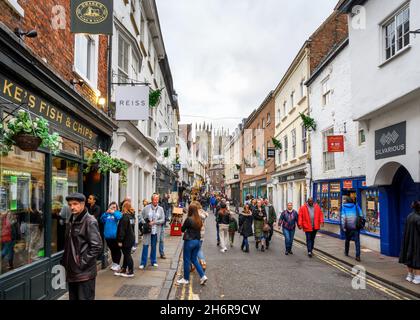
241 236 249 249
183 239 205 281
1 241 15 263
216 223 220 243
159 225 165 256
197 240 205 261
140 234 158 266
345 230 361 258
305 230 318 253
283 228 295 252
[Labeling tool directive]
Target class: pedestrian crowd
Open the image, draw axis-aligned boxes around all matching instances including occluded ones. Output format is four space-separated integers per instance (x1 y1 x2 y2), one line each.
58 189 420 300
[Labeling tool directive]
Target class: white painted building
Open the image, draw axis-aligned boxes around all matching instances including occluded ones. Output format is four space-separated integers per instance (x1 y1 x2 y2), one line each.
109 0 179 241
306 39 379 251
337 0 420 256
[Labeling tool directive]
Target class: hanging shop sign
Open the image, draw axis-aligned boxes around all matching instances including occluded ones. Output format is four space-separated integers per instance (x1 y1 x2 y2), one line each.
330 182 341 193
267 148 276 158
375 122 406 160
343 180 353 189
158 130 176 148
234 174 239 180
327 135 345 153
0 75 99 143
173 163 181 171
71 0 114 35
115 85 149 121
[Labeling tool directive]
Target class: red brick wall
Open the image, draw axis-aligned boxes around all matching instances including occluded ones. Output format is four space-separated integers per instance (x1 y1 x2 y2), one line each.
0 0 108 110
309 11 349 73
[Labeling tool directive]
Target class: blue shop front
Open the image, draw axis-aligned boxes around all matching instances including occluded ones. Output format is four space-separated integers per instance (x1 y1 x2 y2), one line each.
313 176 381 251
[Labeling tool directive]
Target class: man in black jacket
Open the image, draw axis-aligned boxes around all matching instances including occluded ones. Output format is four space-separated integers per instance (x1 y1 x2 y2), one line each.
264 199 277 249
62 193 103 300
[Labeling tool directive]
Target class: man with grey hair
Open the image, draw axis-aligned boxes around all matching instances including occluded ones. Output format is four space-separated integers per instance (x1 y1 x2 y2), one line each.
139 193 165 269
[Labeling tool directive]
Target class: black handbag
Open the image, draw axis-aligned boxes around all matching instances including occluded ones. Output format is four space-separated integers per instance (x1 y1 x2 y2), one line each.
356 207 366 230
142 218 151 234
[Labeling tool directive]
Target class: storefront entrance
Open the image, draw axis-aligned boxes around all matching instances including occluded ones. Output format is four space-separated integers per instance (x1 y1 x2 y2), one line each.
378 165 420 256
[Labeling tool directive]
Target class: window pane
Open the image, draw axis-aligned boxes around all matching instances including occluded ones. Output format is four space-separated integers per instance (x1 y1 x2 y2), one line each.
0 151 45 275
58 136 81 157
75 35 88 77
51 158 80 253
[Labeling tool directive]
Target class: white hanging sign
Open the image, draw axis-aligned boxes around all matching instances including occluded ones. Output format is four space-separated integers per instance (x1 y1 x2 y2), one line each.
115 86 149 120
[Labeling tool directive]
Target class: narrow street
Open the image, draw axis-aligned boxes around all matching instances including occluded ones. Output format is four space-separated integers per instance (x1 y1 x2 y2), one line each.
171 210 414 300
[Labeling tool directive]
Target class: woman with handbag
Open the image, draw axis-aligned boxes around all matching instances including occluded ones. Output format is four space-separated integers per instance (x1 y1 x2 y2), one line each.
217 202 231 253
177 204 208 285
239 204 253 253
253 200 268 252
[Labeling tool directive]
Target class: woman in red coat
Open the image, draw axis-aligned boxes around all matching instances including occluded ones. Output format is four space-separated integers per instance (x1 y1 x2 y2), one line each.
298 198 324 258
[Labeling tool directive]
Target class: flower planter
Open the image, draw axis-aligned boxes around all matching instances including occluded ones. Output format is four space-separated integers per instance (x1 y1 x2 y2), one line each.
13 134 42 152
111 168 121 174
89 162 100 172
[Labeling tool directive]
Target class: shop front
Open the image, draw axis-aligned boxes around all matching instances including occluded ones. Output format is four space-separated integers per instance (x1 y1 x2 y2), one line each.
0 37 115 299
313 177 381 251
273 170 307 213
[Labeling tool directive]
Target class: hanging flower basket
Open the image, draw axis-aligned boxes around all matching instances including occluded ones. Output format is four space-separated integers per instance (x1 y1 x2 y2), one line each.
300 112 317 131
149 88 163 108
272 137 282 150
13 134 42 152
111 167 121 174
0 109 60 155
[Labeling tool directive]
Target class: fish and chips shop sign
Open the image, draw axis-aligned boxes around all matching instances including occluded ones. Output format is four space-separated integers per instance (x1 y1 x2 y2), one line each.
71 0 113 34
0 74 98 143
375 122 406 160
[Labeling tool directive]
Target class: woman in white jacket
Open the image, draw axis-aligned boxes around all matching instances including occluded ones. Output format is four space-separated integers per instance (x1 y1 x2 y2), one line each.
191 201 208 270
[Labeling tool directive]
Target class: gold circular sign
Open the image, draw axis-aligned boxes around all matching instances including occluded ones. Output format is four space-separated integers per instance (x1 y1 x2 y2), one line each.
76 1 108 25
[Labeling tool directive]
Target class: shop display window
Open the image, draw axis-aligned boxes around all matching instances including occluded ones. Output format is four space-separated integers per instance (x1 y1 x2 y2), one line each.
362 189 380 235
320 183 329 220
51 158 80 253
58 136 81 157
0 148 45 276
328 182 341 221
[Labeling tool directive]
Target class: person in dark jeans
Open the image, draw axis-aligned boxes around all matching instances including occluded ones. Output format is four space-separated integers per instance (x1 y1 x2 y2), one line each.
62 193 102 300
115 201 136 277
176 204 208 285
264 199 277 249
279 202 299 255
341 196 363 262
88 194 104 262
298 198 324 258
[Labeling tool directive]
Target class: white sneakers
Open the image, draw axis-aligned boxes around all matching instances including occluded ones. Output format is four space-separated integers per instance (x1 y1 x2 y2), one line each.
139 265 145 270
220 248 227 253
406 273 414 282
110 263 121 271
200 275 208 285
177 278 189 285
153 263 159 267
406 273 420 284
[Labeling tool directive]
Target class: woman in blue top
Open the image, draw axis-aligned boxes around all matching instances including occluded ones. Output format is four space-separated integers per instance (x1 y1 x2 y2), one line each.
101 202 123 272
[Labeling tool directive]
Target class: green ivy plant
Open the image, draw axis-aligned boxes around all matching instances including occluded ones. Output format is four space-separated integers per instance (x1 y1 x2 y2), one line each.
235 164 241 170
149 88 163 108
0 109 60 156
111 158 128 184
272 137 282 150
163 148 169 158
300 112 317 131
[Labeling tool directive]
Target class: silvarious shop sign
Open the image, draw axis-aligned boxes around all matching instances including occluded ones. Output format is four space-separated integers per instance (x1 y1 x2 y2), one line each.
375 122 406 160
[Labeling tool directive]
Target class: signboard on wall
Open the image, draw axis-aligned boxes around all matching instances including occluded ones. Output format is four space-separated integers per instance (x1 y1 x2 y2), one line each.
343 180 353 189
327 135 344 152
267 148 276 158
375 122 406 160
71 0 114 34
115 86 149 120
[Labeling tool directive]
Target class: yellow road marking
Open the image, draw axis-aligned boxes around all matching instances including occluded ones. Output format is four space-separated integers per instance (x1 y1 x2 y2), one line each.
180 279 186 300
189 275 194 300
276 232 411 300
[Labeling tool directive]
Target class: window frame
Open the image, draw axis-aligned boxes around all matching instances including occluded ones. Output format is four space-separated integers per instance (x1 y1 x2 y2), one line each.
73 34 99 91
321 76 331 107
383 4 410 61
322 127 335 172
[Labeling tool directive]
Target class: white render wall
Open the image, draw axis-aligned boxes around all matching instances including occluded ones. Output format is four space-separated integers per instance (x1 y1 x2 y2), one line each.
347 0 420 184
309 45 366 182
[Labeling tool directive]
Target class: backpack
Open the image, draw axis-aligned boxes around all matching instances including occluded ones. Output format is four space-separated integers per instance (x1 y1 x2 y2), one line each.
356 206 366 230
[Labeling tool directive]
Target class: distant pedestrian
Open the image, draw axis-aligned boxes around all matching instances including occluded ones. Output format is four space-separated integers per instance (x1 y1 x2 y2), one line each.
62 193 102 300
341 196 364 262
217 202 231 253
177 204 208 285
228 214 238 247
264 199 277 249
399 200 420 285
101 202 123 272
279 203 299 255
139 194 165 269
114 201 136 277
298 198 324 258
239 204 253 253
253 200 268 252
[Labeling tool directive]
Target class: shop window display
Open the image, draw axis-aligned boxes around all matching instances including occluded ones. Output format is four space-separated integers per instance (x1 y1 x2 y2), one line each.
51 157 80 253
362 189 380 235
0 148 45 275
320 184 329 220
329 183 341 221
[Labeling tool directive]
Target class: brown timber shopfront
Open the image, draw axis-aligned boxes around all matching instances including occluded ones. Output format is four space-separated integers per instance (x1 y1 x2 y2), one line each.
0 27 116 299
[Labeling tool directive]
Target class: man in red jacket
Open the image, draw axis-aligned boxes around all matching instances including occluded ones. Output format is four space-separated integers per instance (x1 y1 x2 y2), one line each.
298 198 324 258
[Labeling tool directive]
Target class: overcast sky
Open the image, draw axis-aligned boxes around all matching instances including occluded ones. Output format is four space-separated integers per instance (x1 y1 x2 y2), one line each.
156 0 338 133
